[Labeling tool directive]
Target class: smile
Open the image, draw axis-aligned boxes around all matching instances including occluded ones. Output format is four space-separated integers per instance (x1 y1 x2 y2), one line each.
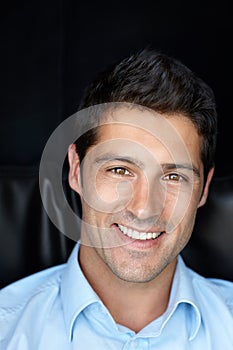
117 224 164 240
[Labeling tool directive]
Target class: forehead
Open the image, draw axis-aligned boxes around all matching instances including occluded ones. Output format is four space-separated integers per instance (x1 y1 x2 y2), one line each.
91 107 202 165
100 106 198 139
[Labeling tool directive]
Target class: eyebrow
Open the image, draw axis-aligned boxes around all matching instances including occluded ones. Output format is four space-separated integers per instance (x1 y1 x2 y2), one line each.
162 163 201 178
94 154 201 178
94 154 144 168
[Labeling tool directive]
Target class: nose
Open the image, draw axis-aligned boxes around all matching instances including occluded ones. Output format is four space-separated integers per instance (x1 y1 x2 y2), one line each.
126 174 166 221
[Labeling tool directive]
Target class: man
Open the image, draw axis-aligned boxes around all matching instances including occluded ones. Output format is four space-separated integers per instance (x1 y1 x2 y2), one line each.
0 49 232 349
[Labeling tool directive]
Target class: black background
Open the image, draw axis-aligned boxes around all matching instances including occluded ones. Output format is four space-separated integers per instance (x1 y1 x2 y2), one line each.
0 0 232 176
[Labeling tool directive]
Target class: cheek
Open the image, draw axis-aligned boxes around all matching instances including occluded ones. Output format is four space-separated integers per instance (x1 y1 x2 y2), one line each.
179 209 197 244
100 179 134 200
163 185 200 232
82 177 134 215
96 178 120 202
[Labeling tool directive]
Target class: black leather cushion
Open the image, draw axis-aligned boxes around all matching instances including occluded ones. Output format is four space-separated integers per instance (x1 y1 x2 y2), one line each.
0 166 232 289
182 175 233 281
0 165 75 289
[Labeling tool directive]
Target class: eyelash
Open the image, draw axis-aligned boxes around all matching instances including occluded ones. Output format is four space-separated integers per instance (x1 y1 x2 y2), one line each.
108 167 133 176
163 173 187 183
106 167 188 183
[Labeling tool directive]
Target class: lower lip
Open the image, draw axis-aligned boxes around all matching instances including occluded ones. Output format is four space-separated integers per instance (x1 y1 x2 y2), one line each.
112 224 165 249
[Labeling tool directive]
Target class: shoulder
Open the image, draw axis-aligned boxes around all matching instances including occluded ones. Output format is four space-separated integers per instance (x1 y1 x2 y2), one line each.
0 264 67 346
206 277 233 311
0 263 65 313
189 267 233 313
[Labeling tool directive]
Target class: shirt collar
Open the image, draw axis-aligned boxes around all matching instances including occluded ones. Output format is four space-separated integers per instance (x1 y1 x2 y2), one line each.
61 243 201 342
164 255 202 340
61 241 101 342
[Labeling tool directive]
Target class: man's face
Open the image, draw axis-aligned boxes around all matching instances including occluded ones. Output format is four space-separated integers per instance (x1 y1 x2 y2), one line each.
69 107 213 283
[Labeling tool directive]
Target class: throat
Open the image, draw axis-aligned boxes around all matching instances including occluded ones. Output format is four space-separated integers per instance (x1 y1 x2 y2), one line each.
79 244 176 332
108 291 168 333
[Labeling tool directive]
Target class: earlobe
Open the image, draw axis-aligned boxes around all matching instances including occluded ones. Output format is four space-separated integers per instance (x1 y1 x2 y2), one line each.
68 143 82 195
198 167 215 208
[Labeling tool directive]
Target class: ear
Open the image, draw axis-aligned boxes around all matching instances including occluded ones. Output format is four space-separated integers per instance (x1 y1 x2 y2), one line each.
198 167 215 208
67 143 82 195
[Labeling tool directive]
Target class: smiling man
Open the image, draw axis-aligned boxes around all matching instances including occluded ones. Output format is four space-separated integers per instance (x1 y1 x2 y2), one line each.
0 49 233 349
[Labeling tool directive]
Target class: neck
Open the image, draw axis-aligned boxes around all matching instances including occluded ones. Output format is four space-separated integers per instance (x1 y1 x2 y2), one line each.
79 244 177 333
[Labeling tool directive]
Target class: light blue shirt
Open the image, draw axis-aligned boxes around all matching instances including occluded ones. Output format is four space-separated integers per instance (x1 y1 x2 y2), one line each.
0 242 233 349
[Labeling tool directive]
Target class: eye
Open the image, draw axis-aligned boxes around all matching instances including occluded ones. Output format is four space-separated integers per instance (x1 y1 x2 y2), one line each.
109 167 132 176
163 173 185 182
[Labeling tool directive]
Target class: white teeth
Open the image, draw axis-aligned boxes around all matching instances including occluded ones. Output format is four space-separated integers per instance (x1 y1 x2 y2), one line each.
118 224 162 240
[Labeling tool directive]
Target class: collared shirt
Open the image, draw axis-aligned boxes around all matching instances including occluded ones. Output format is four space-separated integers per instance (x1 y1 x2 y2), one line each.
0 242 233 350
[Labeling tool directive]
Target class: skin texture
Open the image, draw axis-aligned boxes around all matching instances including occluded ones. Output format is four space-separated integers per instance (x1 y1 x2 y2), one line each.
68 107 214 332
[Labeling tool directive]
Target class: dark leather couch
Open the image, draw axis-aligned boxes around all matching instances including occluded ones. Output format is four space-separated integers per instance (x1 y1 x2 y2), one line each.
0 163 232 289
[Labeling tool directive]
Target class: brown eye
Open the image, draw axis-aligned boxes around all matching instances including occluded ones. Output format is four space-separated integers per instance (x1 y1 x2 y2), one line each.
111 168 131 176
163 173 182 182
169 173 180 181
